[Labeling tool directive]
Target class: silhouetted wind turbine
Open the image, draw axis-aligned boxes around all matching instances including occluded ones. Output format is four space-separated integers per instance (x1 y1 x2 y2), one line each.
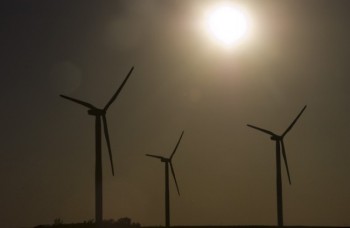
247 105 306 227
146 131 184 228
60 66 134 227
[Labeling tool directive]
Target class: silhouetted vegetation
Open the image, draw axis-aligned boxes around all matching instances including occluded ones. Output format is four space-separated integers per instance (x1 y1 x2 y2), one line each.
34 222 350 228
34 217 140 228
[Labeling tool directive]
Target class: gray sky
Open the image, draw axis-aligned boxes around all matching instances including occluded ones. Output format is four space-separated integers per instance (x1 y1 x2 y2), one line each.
1 1 350 227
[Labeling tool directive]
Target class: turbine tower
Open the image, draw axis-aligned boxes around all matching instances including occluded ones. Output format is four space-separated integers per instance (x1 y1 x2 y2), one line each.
247 105 306 227
146 131 184 228
60 66 134 227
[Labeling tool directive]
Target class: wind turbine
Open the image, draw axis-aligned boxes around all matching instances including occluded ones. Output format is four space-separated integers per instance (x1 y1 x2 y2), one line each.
146 131 184 228
247 105 306 227
60 66 134 227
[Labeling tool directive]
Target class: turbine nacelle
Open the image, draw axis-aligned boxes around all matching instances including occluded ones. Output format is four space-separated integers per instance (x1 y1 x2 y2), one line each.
161 158 171 163
88 109 106 116
270 135 282 141
145 154 170 163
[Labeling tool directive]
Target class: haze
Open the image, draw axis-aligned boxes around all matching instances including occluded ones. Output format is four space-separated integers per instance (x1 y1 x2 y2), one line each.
1 1 350 228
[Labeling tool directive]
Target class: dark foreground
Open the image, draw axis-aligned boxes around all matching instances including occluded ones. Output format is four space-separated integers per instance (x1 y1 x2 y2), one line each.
33 218 349 228
34 225 350 228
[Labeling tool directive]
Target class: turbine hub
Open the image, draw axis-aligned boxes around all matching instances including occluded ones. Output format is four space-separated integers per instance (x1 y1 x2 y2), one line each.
88 109 105 116
161 158 170 162
270 135 281 141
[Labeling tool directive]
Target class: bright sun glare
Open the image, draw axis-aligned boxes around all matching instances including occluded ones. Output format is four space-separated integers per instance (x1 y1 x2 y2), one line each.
207 4 248 46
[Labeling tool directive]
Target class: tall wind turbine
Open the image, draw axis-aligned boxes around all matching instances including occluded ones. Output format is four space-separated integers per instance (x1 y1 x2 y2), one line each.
247 105 306 227
146 131 184 228
60 66 134 227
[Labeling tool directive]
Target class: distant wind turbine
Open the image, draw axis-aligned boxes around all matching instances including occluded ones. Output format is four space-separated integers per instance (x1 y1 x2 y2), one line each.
247 105 307 227
60 66 134 227
146 131 184 228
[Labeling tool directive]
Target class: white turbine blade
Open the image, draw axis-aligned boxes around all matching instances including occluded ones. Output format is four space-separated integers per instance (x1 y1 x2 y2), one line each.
170 162 180 196
60 95 96 109
247 124 275 136
282 105 307 137
104 66 134 111
102 115 114 176
146 154 164 160
281 140 291 185
170 131 184 160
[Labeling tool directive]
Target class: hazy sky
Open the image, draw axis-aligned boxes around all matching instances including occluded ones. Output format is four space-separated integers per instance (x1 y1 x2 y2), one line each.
1 1 350 227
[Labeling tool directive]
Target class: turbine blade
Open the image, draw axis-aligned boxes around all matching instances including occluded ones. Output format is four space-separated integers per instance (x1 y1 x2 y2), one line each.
103 115 114 176
170 131 184 160
104 66 134 111
145 154 164 160
170 162 180 196
60 95 96 109
281 140 291 185
246 124 275 136
282 105 307 137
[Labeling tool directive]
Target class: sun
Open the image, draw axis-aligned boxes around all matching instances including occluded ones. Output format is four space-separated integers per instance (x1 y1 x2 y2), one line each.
206 4 248 46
